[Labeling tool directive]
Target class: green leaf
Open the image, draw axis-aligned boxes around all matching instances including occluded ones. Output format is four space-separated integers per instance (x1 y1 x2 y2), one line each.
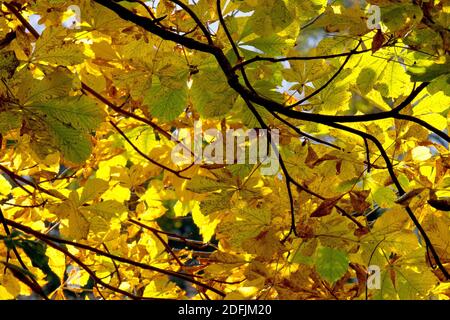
427 73 450 96
252 80 284 103
217 208 271 247
315 246 349 283
120 125 158 156
357 67 377 95
373 187 397 209
144 69 188 121
81 200 127 220
234 99 272 128
377 59 411 99
32 96 104 132
199 191 234 215
381 4 423 33
228 164 254 179
371 246 438 300
0 50 19 79
187 175 230 193
148 85 187 121
316 82 352 114
191 67 238 118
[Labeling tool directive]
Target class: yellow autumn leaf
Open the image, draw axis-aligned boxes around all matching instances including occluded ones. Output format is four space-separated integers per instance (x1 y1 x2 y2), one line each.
47 247 66 281
191 201 221 243
139 184 167 221
79 178 109 204
0 175 12 197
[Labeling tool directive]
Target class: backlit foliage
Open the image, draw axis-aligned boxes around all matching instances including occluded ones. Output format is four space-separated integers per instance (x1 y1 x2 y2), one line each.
0 0 449 300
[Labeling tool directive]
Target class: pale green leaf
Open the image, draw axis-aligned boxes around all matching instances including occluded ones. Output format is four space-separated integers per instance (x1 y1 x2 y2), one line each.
32 96 104 132
315 246 349 283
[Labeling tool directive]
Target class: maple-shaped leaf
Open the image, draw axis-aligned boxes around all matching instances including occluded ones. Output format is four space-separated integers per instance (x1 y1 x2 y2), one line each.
315 246 349 284
1 0 448 301
0 50 19 79
190 66 239 118
372 248 438 300
349 190 371 213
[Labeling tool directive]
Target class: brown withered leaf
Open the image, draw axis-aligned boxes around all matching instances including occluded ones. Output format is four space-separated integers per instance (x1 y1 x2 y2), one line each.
354 226 370 237
349 263 367 297
305 145 318 169
372 29 384 53
310 197 341 218
313 154 339 167
349 190 371 213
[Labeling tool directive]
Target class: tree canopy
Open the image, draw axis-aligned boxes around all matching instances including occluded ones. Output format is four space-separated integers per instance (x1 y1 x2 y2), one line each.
0 0 449 300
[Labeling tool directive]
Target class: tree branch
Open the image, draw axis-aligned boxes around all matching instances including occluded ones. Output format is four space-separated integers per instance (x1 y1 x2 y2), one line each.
321 121 449 279
0 164 66 200
232 49 372 71
0 208 49 300
91 0 446 146
3 218 226 297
